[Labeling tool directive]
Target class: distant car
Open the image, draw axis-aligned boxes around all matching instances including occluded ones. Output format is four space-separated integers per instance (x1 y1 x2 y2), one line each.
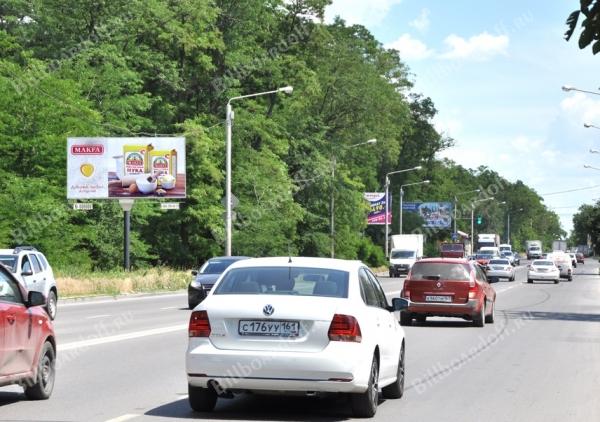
486 259 516 281
576 253 585 264
0 264 56 399
568 253 577 268
500 251 515 265
475 253 495 266
527 260 560 284
510 252 521 266
0 246 58 320
400 258 496 327
186 257 408 418
188 256 249 309
554 255 573 281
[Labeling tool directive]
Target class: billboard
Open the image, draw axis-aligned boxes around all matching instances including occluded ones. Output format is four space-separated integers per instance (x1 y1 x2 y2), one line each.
403 202 453 228
67 137 186 199
364 192 392 225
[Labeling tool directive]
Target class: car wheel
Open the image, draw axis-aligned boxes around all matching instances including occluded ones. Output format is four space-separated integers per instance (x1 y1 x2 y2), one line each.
24 342 55 400
568 275 573 282
351 356 379 418
188 384 218 412
389 271 393 278
382 344 405 399
527 279 533 284
399 312 412 326
485 301 495 324
46 290 57 320
554 279 559 284
473 302 485 327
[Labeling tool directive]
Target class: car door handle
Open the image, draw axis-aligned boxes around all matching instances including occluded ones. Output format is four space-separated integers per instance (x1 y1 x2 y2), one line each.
6 315 16 324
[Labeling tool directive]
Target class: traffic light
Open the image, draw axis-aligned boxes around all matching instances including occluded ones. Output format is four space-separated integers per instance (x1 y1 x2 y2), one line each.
476 215 482 225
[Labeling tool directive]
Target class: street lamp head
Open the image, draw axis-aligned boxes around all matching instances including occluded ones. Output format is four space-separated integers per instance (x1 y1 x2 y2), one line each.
584 123 592 128
584 164 592 168
424 180 430 184
278 86 294 95
413 165 423 171
562 85 574 92
366 139 377 145
590 149 600 154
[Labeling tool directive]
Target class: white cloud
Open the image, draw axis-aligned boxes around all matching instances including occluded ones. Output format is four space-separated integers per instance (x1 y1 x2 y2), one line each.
434 117 463 137
440 32 509 60
560 92 600 125
324 0 402 27
510 135 544 153
409 8 430 32
386 34 434 60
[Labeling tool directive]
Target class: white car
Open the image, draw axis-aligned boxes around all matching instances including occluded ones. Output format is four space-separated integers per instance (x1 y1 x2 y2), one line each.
486 258 516 281
186 257 408 418
527 260 560 284
568 253 577 268
0 246 58 319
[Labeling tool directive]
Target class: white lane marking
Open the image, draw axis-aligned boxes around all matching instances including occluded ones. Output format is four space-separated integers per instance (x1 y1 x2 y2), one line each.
61 293 187 308
86 314 111 319
104 414 140 422
58 324 187 352
160 306 179 310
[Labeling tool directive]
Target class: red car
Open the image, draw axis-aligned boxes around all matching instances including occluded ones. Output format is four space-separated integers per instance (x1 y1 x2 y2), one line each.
440 243 465 258
576 253 585 264
1 264 56 399
400 258 496 327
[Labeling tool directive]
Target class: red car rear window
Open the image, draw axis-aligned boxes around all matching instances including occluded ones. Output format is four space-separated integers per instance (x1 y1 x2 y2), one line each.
410 263 471 281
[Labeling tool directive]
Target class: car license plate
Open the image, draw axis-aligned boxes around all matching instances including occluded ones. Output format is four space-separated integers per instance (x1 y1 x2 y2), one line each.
239 320 300 337
493 266 503 270
425 295 452 303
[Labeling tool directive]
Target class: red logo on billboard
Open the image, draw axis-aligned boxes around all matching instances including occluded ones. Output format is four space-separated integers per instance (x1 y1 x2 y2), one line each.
71 144 104 155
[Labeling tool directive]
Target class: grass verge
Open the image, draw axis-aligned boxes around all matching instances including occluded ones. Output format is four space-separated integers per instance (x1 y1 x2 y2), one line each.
56 267 190 298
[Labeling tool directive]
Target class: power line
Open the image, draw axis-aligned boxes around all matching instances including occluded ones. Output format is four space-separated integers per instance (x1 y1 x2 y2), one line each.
541 184 600 196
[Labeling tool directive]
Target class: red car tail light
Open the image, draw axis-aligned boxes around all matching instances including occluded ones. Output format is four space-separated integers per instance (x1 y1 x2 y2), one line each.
189 310 211 337
468 283 478 299
328 314 362 342
402 289 411 299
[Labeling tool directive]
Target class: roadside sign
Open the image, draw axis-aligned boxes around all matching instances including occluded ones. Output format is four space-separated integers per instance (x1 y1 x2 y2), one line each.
160 202 180 210
73 203 93 211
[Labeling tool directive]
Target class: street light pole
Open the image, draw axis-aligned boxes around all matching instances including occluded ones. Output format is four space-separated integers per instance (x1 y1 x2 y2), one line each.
507 207 524 245
399 180 430 235
384 166 422 257
453 189 481 236
225 86 293 256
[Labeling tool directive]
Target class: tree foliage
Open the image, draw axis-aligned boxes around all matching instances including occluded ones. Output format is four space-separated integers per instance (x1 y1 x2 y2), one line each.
565 1 600 54
0 1 562 270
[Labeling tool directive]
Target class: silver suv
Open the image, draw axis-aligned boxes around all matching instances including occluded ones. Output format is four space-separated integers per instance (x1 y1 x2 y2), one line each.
0 246 58 319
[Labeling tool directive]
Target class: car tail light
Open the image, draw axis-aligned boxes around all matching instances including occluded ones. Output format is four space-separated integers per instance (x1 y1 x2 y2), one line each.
328 314 362 342
189 310 211 337
402 289 410 299
468 281 478 299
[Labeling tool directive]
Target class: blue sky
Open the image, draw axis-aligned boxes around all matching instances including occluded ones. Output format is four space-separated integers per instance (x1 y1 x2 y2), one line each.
324 0 600 233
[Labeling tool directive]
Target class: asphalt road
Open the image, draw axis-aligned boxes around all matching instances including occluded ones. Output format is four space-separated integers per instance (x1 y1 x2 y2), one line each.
2 260 600 422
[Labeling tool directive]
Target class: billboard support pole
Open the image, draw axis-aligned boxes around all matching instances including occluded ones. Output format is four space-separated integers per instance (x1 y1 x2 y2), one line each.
119 199 134 271
399 187 404 235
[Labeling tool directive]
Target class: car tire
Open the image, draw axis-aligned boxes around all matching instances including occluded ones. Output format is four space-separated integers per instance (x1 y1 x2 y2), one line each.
351 356 379 418
382 344 405 399
24 342 55 400
45 290 57 320
389 271 393 278
399 312 412 326
527 279 533 284
554 279 559 284
485 301 495 324
188 299 198 310
568 276 572 282
473 302 485 327
188 384 218 412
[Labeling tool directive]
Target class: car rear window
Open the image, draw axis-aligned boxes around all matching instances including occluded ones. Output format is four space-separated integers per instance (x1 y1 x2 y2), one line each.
489 260 509 265
0 256 17 272
532 260 552 266
391 250 414 259
201 260 236 274
214 267 349 298
410 262 471 281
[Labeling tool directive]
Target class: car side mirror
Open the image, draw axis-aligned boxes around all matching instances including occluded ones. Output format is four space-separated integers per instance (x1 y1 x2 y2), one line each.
21 270 33 277
391 297 409 312
27 291 45 307
191 270 198 276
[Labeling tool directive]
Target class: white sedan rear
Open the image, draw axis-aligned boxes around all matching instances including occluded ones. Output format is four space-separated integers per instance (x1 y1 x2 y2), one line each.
186 257 408 418
527 260 560 284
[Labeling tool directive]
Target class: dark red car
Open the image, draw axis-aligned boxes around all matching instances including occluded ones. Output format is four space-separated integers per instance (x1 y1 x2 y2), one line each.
440 243 465 258
576 253 585 264
0 264 56 399
400 258 496 327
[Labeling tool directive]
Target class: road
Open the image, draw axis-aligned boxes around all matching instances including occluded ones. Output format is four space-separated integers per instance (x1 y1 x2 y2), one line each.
2 260 600 422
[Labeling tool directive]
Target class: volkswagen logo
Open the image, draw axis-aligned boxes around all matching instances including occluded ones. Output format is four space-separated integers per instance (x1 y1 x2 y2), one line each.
436 282 442 288
263 304 274 316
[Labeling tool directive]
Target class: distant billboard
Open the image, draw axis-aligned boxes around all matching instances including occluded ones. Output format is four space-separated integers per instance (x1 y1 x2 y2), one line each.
403 202 453 228
364 192 391 225
67 137 186 199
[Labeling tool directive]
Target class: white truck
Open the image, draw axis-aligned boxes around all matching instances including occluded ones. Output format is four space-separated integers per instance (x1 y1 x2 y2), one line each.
525 240 543 260
477 234 500 250
389 234 424 277
552 240 567 252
